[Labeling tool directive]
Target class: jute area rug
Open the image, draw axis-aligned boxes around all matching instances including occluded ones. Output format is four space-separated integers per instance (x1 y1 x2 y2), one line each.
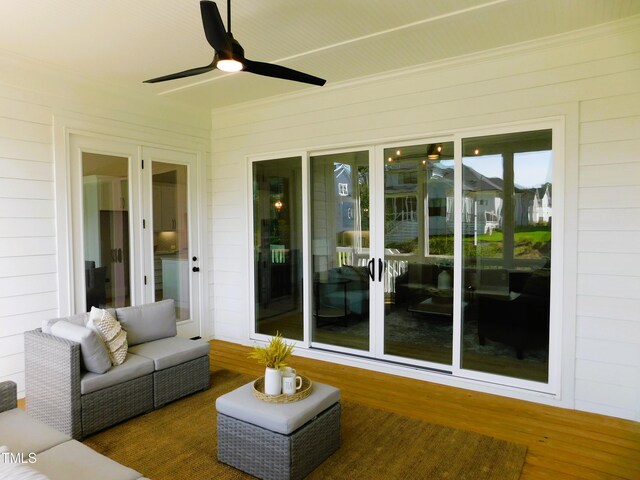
84 370 526 480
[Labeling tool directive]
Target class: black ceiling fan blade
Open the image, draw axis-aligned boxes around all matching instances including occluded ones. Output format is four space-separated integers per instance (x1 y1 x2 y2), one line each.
143 62 216 83
243 59 326 86
200 1 232 55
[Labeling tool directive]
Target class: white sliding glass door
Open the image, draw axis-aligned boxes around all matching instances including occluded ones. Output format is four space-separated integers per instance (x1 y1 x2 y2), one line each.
309 149 373 354
250 122 559 393
377 141 456 369
459 129 553 385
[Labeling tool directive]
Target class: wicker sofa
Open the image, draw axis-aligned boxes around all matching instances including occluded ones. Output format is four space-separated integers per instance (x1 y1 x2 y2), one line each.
0 381 147 479
24 299 210 440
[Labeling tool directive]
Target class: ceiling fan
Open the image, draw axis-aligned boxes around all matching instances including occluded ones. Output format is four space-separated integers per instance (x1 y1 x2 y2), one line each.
144 0 326 86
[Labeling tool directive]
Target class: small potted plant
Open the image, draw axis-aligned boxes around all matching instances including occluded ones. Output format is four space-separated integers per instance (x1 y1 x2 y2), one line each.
249 332 295 395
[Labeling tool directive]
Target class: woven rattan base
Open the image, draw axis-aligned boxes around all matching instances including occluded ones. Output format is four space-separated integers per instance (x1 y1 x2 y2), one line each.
82 373 154 437
217 402 340 480
154 355 210 408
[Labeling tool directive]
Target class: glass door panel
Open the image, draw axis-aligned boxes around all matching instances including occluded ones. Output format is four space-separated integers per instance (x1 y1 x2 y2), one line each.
253 157 304 340
383 142 455 365
82 153 131 310
461 130 552 383
151 162 190 321
310 151 370 351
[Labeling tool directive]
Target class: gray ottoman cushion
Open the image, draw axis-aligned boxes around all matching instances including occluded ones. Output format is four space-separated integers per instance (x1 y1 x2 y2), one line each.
0 409 70 455
216 381 340 434
35 440 142 480
81 353 154 395
116 300 177 346
128 337 210 371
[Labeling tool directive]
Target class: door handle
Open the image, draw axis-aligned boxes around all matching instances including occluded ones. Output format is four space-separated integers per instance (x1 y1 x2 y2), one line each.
378 258 384 282
117 248 123 263
367 258 375 281
192 266 200 272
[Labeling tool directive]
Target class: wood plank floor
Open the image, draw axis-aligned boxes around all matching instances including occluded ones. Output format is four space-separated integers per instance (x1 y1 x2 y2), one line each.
211 339 640 480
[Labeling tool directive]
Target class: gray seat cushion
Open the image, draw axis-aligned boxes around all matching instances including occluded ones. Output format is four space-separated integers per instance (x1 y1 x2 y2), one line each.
81 353 154 395
116 300 177 346
0 408 70 455
128 337 210 371
34 440 142 480
216 381 340 435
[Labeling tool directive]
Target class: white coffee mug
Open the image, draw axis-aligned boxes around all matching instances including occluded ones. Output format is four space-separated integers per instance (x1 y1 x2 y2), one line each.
282 375 303 395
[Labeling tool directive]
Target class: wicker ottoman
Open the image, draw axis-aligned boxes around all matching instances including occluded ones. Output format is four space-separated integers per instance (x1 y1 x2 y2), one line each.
216 381 341 480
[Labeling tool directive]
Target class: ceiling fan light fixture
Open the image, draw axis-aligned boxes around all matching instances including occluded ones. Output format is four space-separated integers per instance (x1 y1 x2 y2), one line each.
143 0 326 86
217 58 243 72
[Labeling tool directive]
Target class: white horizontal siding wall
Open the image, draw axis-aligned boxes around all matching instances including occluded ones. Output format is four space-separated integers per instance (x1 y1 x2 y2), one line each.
0 92 56 395
209 18 640 420
0 60 210 397
576 88 640 420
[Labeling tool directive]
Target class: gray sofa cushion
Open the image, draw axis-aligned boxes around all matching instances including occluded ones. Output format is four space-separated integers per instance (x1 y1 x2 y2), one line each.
41 309 116 334
115 300 177 346
0 408 70 455
50 320 112 374
128 337 210 371
34 440 142 480
42 312 88 334
81 353 154 395
216 381 341 435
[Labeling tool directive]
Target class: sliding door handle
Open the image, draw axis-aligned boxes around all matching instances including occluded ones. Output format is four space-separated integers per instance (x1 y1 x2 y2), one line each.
378 258 384 282
367 258 375 281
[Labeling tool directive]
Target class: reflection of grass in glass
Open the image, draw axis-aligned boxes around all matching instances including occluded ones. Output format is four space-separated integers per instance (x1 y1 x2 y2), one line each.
385 228 550 259
464 228 551 259
430 235 454 255
386 238 418 254
385 235 455 255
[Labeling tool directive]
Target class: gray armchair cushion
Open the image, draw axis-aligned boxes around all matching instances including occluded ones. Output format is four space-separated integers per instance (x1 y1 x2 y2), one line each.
80 353 154 395
0 408 70 455
128 337 210 371
34 440 142 480
50 320 112 374
115 300 177 346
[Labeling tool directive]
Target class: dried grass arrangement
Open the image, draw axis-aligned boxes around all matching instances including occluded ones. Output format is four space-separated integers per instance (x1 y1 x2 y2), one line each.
248 332 295 370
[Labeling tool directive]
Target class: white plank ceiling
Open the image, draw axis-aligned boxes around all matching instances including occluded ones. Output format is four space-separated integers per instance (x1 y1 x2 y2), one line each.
1 0 639 109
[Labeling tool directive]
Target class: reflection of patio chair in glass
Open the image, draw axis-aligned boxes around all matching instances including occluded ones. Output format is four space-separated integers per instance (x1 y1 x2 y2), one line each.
394 263 439 306
85 266 107 310
314 266 370 325
476 268 550 359
484 211 500 234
